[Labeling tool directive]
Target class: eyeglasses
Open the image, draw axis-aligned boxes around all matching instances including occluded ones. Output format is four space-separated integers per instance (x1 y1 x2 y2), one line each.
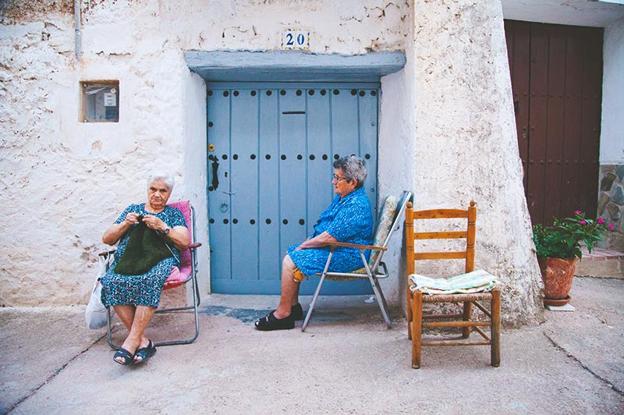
332 174 350 182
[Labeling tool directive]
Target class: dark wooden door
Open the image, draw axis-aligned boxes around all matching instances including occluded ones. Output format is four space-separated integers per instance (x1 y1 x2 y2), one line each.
505 20 603 225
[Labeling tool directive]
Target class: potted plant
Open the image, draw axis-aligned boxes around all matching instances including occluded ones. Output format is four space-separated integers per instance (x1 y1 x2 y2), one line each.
532 211 613 306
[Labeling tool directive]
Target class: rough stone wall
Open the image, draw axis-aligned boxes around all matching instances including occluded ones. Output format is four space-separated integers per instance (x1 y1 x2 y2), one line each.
0 0 410 306
409 0 543 325
598 166 624 250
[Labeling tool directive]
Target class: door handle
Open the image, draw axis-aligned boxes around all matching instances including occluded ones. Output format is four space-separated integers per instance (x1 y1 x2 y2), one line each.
211 157 219 190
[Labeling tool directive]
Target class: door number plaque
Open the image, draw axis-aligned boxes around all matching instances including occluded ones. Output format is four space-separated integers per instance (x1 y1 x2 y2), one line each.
281 31 310 49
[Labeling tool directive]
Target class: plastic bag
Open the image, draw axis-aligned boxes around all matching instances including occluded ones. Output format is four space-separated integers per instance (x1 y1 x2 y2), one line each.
85 254 111 329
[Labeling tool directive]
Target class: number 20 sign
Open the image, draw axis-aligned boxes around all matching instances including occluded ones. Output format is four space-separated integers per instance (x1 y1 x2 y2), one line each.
282 31 310 49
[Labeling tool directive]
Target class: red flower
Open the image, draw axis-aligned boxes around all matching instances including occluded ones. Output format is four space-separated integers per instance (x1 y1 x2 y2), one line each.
574 210 583 215
608 223 616 232
579 219 587 225
597 217 606 225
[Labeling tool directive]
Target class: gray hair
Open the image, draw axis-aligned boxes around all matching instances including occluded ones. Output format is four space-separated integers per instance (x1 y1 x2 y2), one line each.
147 173 175 191
333 155 367 188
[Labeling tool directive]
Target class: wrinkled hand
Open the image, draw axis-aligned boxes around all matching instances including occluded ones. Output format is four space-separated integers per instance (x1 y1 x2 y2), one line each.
142 214 166 232
124 213 141 225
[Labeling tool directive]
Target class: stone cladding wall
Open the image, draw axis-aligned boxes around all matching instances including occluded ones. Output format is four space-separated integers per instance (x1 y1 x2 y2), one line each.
598 165 624 250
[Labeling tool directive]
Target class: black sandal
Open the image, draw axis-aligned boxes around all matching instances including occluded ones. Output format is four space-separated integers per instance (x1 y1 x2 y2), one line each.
255 311 295 331
113 347 135 366
291 303 304 321
133 340 157 364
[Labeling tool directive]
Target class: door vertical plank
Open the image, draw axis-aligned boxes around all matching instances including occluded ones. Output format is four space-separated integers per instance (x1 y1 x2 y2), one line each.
258 88 280 282
230 88 260 281
528 24 549 224
278 89 307 261
580 28 603 217
543 25 566 224
207 89 232 285
358 88 379 220
331 88 359 162
563 27 583 217
306 87 332 234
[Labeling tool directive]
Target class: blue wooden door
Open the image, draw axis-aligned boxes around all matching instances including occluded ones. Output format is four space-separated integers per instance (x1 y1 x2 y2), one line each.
207 82 379 294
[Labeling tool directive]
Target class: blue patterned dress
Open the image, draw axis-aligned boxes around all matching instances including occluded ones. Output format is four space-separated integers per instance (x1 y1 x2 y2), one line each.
288 187 373 276
101 203 186 308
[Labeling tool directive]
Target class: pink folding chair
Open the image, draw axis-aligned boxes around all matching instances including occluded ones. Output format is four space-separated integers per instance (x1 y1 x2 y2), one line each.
105 200 202 348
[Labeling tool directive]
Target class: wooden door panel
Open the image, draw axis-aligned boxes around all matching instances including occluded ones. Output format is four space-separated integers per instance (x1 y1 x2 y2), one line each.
505 21 602 226
207 83 379 294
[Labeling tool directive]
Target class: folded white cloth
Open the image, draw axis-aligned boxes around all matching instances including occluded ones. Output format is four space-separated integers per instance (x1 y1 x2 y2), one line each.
409 269 498 294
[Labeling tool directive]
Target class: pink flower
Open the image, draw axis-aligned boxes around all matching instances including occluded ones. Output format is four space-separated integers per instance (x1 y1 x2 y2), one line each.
574 210 583 215
597 217 605 225
608 223 616 232
578 219 587 225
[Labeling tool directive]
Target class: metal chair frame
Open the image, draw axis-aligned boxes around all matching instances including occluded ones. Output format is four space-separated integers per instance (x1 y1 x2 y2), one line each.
102 204 202 349
302 190 413 331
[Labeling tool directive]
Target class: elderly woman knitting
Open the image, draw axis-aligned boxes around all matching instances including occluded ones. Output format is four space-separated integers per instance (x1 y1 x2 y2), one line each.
255 155 373 331
101 173 190 365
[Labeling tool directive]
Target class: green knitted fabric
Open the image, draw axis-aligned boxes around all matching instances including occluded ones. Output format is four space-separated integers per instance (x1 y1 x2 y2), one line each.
114 222 172 275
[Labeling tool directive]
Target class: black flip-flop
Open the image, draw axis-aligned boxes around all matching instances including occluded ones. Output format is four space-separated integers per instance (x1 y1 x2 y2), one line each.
133 340 157 364
255 311 295 331
113 347 135 366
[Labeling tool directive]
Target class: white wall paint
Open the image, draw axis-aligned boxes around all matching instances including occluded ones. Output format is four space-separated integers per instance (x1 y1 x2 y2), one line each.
502 0 624 27
1 0 544 323
409 0 543 324
601 16 624 164
0 0 410 306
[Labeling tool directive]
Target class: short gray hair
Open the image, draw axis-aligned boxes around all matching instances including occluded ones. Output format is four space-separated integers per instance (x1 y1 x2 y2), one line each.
147 173 175 191
333 155 367 188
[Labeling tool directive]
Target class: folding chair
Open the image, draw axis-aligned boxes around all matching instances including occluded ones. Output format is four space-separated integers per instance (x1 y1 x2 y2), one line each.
405 201 501 368
102 200 202 348
302 190 413 331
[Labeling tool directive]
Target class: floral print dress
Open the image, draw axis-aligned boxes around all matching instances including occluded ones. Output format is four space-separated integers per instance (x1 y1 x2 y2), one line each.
100 203 186 308
288 187 373 276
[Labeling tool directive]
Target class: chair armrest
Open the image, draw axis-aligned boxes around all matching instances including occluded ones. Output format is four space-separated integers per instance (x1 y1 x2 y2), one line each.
325 241 387 251
188 242 202 250
98 249 117 257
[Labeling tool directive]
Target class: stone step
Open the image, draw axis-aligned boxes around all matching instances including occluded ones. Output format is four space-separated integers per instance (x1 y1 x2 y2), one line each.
575 248 624 278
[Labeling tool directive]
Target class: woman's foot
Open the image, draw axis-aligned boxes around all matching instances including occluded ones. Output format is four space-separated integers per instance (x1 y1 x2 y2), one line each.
255 311 295 331
114 337 140 365
133 339 157 365
113 348 135 365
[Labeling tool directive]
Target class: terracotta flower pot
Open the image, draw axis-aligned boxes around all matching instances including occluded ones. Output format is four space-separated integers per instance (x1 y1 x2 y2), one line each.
538 257 577 306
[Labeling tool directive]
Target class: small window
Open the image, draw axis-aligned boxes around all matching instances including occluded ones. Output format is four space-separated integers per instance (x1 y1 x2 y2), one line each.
80 81 119 122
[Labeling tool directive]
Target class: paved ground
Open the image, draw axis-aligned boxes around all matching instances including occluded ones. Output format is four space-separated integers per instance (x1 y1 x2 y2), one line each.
1 277 623 414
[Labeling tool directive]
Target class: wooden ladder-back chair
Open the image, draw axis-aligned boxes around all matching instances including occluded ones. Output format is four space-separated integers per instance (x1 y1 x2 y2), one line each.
405 201 501 368
302 191 413 331
103 200 202 348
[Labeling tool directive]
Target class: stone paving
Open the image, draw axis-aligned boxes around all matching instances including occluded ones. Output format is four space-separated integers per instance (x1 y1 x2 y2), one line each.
1 277 622 414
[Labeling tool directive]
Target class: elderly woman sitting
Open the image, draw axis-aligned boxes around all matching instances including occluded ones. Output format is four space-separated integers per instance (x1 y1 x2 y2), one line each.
255 155 373 331
101 173 190 365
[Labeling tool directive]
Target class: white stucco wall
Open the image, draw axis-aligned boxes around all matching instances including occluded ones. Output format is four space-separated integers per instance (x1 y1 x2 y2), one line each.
1 0 543 324
0 0 410 306
601 16 624 164
409 0 543 325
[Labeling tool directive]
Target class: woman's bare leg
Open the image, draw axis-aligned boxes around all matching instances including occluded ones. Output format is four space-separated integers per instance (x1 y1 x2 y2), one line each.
274 255 299 319
113 305 135 331
115 305 155 360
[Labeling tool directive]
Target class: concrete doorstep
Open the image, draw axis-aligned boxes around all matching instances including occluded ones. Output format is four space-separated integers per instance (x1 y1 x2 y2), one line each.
1 277 623 415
